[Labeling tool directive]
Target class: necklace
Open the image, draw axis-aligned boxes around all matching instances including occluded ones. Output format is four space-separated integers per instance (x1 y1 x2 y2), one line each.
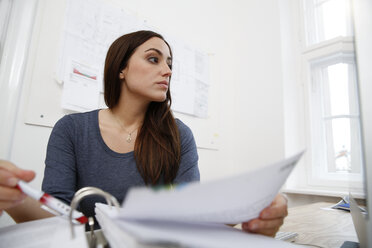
124 128 137 143
111 112 140 143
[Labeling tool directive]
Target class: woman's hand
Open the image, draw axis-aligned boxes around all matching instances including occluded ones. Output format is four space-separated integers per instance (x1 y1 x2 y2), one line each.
0 160 35 216
242 194 288 237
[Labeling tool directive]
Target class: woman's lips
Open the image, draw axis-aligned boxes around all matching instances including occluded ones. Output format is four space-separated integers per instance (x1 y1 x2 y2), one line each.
157 81 168 88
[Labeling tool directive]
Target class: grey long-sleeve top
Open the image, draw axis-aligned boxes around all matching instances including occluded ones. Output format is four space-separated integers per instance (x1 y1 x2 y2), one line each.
42 109 200 218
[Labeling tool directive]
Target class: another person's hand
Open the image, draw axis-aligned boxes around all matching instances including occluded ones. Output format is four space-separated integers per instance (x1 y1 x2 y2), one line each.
242 194 288 237
0 160 35 216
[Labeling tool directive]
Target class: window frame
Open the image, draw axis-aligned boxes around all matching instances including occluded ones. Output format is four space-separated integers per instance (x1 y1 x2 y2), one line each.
308 54 363 184
280 0 365 197
303 0 354 46
300 2 364 192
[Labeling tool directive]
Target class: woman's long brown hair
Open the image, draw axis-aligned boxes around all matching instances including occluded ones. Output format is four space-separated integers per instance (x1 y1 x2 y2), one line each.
104 30 180 185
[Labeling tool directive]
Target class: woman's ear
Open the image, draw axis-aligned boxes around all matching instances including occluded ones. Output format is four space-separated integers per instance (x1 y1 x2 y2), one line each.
119 70 125 80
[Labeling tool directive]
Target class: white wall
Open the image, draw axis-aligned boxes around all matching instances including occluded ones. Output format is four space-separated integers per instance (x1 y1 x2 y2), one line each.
0 0 285 226
278 0 308 191
232 1 285 171
106 0 286 175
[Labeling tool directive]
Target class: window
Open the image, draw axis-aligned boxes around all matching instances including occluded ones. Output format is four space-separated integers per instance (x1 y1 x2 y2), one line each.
302 0 363 188
303 0 353 45
310 56 363 183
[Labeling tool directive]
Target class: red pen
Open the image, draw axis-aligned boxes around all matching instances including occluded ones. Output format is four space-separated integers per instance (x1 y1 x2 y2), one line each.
16 180 88 224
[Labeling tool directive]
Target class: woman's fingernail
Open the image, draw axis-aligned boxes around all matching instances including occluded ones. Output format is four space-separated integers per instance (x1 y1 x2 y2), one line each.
8 178 18 186
250 223 258 230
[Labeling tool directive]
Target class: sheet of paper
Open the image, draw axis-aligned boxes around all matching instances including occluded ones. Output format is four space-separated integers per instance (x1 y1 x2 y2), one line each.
58 0 210 116
167 37 210 117
61 59 100 112
95 205 137 248
194 79 209 118
120 151 304 224
194 49 210 84
96 204 302 248
58 0 142 100
0 216 88 248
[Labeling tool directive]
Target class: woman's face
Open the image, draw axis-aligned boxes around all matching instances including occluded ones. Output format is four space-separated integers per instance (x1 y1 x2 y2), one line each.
120 37 172 103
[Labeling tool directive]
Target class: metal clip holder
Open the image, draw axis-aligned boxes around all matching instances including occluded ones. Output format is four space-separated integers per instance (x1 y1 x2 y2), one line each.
68 187 120 247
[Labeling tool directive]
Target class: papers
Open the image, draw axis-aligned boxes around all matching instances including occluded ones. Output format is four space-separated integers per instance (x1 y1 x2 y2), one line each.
120 151 304 224
58 0 210 116
58 0 142 112
61 60 100 112
168 37 210 117
95 151 305 248
96 204 300 248
0 216 88 248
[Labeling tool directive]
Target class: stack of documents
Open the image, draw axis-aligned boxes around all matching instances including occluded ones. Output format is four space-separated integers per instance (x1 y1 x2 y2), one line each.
0 216 88 248
96 204 299 248
95 151 305 248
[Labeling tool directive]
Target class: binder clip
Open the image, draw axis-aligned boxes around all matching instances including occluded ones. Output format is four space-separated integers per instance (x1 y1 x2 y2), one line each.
68 187 120 244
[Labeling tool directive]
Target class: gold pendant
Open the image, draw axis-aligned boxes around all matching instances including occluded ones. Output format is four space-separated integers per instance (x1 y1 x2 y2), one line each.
126 134 132 143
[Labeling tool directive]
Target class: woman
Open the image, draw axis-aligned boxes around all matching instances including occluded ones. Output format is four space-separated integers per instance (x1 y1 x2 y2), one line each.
0 30 287 236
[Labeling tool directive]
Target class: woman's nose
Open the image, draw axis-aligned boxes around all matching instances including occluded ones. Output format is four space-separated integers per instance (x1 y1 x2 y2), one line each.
162 63 172 77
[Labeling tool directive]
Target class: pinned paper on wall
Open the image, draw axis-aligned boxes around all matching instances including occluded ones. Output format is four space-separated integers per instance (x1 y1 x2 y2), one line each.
57 0 141 98
57 0 210 117
61 60 100 112
168 37 210 117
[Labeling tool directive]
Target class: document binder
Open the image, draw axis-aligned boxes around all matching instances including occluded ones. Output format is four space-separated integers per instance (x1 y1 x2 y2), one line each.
68 186 120 247
0 212 88 248
0 186 118 248
69 186 120 238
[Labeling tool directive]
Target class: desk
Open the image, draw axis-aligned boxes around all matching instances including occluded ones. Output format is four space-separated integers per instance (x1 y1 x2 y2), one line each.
279 202 359 248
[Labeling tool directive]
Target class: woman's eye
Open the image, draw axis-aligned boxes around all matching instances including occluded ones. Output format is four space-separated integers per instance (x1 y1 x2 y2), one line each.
148 57 158 63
